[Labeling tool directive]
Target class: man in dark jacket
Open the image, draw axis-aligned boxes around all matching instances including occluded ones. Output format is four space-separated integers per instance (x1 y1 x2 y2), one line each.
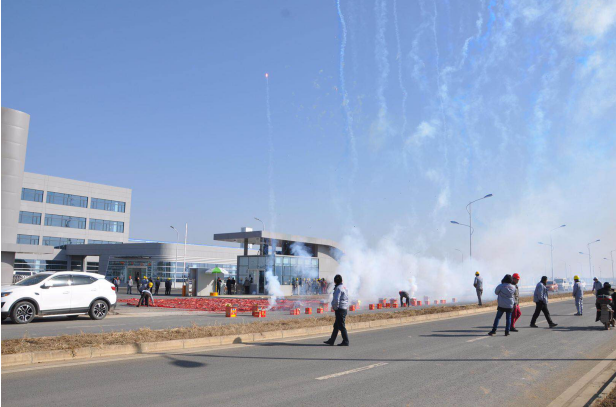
530 276 558 328
399 290 411 307
154 277 161 295
165 278 172 295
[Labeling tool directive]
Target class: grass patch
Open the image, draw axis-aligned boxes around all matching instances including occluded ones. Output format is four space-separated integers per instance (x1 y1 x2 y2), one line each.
1 291 584 355
597 383 616 407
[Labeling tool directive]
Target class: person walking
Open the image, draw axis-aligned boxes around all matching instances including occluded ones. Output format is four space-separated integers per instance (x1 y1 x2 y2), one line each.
324 274 349 346
592 277 602 296
127 276 133 295
530 276 558 328
154 277 161 295
572 275 584 315
399 290 411 307
474 272 484 306
113 277 120 293
488 274 516 336
510 273 521 332
217 277 222 295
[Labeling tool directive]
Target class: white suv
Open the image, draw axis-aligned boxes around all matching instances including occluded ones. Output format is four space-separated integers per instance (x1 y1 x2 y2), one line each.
1 271 117 324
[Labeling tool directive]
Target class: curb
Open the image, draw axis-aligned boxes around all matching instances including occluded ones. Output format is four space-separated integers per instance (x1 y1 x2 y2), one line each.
1 296 574 368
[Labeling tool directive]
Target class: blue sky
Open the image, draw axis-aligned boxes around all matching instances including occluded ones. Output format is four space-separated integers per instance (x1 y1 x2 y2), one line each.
3 0 616 277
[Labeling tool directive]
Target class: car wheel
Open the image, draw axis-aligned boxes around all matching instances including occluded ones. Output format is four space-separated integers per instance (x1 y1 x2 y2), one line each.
11 301 36 324
67 315 80 320
89 300 108 320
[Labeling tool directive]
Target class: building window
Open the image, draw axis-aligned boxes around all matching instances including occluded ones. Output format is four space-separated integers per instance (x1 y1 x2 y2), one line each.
86 262 99 272
42 236 85 247
19 211 42 225
91 198 126 213
44 214 86 229
21 188 44 202
14 259 68 273
46 191 88 208
88 240 123 244
89 219 124 233
17 234 40 245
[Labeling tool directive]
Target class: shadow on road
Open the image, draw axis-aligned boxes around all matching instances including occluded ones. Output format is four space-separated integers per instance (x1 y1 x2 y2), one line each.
163 355 207 368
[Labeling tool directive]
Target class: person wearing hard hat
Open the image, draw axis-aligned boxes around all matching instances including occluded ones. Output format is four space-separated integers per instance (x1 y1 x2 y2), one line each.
473 272 484 306
154 277 161 295
165 278 172 295
572 275 584 315
510 273 521 332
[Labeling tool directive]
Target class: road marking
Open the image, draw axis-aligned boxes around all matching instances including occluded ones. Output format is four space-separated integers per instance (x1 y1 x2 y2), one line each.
316 363 388 380
466 336 490 343
72 324 126 329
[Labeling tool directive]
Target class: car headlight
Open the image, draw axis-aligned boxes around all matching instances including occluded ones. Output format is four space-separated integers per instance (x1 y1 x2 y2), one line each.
1 292 11 297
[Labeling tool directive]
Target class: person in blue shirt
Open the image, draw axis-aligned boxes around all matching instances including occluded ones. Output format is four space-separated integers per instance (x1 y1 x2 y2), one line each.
530 276 558 328
324 274 349 346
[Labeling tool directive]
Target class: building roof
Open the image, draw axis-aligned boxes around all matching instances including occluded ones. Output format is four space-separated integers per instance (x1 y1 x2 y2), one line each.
213 230 341 251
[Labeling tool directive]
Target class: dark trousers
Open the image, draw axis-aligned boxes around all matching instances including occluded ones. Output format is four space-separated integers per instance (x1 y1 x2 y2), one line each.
400 295 410 306
155 285 160 295
244 286 250 294
530 301 554 325
329 309 349 344
492 309 512 332
476 289 483 305
137 292 150 307
127 286 132 294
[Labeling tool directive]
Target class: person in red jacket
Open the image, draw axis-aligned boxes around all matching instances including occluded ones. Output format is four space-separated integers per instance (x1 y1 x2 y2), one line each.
510 273 521 332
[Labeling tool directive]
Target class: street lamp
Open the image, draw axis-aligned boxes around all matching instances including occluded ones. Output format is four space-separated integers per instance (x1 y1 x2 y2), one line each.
609 250 615 283
451 221 475 262
587 239 600 277
604 255 614 283
464 194 493 258
170 226 179 284
454 248 464 263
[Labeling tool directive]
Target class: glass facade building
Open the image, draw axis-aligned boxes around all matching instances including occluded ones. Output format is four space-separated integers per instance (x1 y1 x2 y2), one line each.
237 255 319 285
105 258 237 284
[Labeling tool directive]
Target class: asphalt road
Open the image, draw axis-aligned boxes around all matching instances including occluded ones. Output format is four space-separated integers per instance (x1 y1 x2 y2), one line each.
3 298 615 407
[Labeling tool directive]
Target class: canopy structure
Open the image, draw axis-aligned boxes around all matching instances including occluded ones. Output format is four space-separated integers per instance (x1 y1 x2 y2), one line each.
209 267 228 275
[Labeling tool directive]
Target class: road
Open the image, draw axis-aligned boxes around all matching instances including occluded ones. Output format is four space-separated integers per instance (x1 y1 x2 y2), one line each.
3 298 615 407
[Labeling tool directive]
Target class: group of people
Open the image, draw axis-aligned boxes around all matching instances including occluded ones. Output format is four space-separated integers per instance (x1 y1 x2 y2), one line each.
292 278 328 295
111 275 173 298
488 273 616 336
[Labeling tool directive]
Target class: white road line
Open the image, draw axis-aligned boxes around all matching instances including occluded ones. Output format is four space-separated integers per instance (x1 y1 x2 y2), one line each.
466 336 490 343
315 363 388 380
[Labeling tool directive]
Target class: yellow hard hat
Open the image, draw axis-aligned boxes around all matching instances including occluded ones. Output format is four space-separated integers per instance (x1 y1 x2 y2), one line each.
574 275 580 280
168 278 171 280
475 271 480 276
148 282 153 287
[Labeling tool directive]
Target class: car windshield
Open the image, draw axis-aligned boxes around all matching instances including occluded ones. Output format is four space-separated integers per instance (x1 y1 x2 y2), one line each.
555 279 563 283
14 273 51 286
547 281 554 285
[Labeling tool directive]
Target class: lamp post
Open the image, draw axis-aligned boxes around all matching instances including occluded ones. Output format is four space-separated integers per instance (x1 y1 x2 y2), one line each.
183 223 188 285
170 226 179 285
450 221 474 262
587 239 600 277
579 252 589 280
454 249 464 263
465 194 493 259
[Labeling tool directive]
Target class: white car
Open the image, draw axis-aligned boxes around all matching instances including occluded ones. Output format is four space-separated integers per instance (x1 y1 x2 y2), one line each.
554 278 571 291
1 271 117 324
